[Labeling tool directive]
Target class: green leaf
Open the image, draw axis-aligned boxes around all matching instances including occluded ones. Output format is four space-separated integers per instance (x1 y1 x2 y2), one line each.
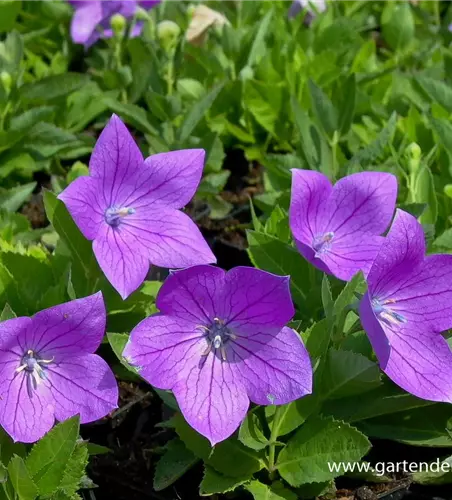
246 480 297 500
337 75 356 137
309 79 337 137
381 2 414 52
333 272 364 319
43 191 100 295
291 96 319 171
57 442 89 497
0 303 16 321
200 467 250 496
320 349 381 400
433 228 452 251
0 182 36 212
416 75 452 114
414 165 437 225
322 381 434 423
347 113 397 172
247 8 273 67
265 400 309 438
277 416 371 486
8 456 38 500
20 73 90 103
178 82 225 143
247 230 308 308
107 332 139 377
26 416 80 496
302 319 330 361
358 405 452 447
174 413 263 477
239 412 268 450
244 80 282 135
0 1 21 32
103 98 157 135
153 439 198 491
413 455 452 485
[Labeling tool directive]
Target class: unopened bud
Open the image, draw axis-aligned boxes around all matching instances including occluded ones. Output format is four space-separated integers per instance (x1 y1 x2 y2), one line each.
444 184 452 200
0 71 12 94
405 142 421 173
110 13 126 37
187 5 196 19
157 20 181 52
135 7 149 22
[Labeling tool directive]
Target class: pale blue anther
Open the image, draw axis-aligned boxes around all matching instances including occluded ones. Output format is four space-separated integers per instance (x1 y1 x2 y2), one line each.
371 297 407 325
200 318 237 361
312 231 334 256
105 206 136 227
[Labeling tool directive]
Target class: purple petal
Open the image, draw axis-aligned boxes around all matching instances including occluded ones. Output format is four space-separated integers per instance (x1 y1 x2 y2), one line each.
46 354 118 423
70 2 103 45
289 169 332 248
156 266 226 323
230 327 312 405
324 172 397 238
367 209 425 298
24 293 106 358
141 150 205 209
138 0 160 9
219 267 295 335
359 292 391 368
119 208 216 269
0 370 55 443
360 293 452 403
58 176 105 240
124 314 206 390
89 114 144 208
124 312 249 445
173 353 249 445
93 224 149 299
379 254 452 334
318 234 384 281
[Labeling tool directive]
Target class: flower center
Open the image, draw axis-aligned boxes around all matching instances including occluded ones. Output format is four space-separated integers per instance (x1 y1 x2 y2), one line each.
199 318 237 361
105 206 135 227
312 231 334 256
16 350 53 397
371 297 407 326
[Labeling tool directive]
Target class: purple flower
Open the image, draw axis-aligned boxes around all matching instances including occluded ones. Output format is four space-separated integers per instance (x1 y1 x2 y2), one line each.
0 293 118 443
288 0 326 20
289 170 397 281
360 209 452 403
69 0 160 48
123 265 312 445
58 114 215 299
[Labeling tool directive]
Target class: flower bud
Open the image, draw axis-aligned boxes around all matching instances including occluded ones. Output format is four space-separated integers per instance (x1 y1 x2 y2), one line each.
110 13 126 37
405 142 421 174
187 5 196 19
135 6 150 22
444 184 452 200
157 20 181 52
0 71 12 94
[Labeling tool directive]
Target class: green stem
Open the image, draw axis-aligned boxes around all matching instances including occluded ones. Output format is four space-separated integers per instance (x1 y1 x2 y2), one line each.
267 405 284 479
0 101 12 131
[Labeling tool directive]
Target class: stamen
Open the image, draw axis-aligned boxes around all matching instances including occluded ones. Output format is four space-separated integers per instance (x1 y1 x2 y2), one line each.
16 349 53 396
372 297 406 326
105 206 136 227
312 232 334 256
199 318 236 362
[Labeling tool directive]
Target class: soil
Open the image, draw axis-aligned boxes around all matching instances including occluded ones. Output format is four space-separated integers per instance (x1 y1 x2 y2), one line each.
18 151 452 500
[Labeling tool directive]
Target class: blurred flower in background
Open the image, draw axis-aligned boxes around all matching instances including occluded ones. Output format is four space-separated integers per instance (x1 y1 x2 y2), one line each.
68 0 160 48
186 4 230 46
288 0 326 23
